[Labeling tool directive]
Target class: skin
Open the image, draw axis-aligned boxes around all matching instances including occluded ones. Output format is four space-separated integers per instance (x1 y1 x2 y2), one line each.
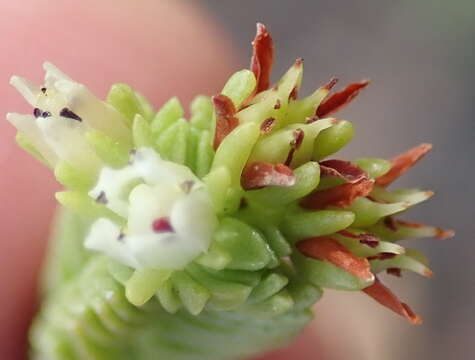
0 1 322 358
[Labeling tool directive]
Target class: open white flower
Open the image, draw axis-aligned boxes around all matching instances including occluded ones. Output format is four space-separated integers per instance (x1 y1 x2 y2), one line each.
85 148 218 270
7 62 131 172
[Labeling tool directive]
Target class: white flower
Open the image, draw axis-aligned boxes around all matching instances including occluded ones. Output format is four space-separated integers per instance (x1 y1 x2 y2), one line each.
85 148 218 270
7 62 131 171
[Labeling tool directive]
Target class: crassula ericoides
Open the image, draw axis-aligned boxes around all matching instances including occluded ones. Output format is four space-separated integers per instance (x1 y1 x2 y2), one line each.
7 23 453 360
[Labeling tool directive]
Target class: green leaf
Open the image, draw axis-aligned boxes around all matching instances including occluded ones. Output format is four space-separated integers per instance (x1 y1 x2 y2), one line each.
156 280 182 314
107 83 146 127
296 254 373 291
211 218 274 271
349 197 409 228
354 157 391 178
186 263 252 311
282 210 355 241
132 114 154 148
313 120 354 160
171 271 210 315
247 272 288 304
221 69 256 108
190 96 213 130
246 162 320 205
86 130 130 168
54 162 97 191
125 268 172 306
212 122 260 187
151 97 184 134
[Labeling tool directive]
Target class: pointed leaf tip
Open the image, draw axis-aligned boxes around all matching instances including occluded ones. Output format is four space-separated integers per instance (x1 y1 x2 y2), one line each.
316 80 370 117
375 143 432 187
363 277 422 324
250 23 274 93
297 237 374 281
300 160 374 210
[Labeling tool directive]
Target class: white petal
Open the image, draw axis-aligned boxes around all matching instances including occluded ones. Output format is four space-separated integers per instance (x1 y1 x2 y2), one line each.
43 62 72 86
85 218 138 268
127 233 195 270
10 76 40 106
36 115 101 172
53 80 131 145
133 147 197 185
127 183 182 233
170 188 217 252
6 112 58 164
89 166 139 217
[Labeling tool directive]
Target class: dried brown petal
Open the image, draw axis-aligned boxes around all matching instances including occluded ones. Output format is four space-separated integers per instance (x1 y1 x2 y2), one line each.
316 80 370 117
301 178 374 209
241 162 295 190
212 94 239 149
363 277 422 324
250 23 274 93
284 128 305 166
260 117 276 134
375 143 432 187
320 159 368 183
297 237 374 281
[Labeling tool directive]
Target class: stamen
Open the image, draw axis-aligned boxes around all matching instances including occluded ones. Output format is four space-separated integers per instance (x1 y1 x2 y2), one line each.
33 108 42 118
95 191 108 204
180 180 194 194
60 107 82 122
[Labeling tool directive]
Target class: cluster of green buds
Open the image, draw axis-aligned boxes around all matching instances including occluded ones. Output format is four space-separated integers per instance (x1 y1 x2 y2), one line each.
8 24 453 360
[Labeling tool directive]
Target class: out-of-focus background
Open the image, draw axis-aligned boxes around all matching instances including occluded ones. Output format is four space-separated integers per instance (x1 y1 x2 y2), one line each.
0 0 473 359
198 1 474 359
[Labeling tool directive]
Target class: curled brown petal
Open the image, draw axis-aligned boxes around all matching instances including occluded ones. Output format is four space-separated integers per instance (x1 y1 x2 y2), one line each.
301 178 374 209
241 162 295 190
316 80 370 117
284 128 305 166
297 237 374 281
212 94 239 149
375 143 432 187
320 159 368 183
363 277 422 324
250 23 274 93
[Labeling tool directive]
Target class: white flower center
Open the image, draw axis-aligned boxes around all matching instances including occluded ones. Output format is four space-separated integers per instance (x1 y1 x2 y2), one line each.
85 148 218 270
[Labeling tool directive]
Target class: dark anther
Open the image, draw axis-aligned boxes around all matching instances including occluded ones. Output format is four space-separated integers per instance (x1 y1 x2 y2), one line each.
180 180 195 194
60 108 82 122
96 191 108 204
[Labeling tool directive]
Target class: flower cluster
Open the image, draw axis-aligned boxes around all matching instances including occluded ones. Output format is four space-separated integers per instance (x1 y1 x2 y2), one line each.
8 23 453 360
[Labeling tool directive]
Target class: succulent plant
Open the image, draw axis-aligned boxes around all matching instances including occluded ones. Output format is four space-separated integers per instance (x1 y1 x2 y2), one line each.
7 24 453 360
